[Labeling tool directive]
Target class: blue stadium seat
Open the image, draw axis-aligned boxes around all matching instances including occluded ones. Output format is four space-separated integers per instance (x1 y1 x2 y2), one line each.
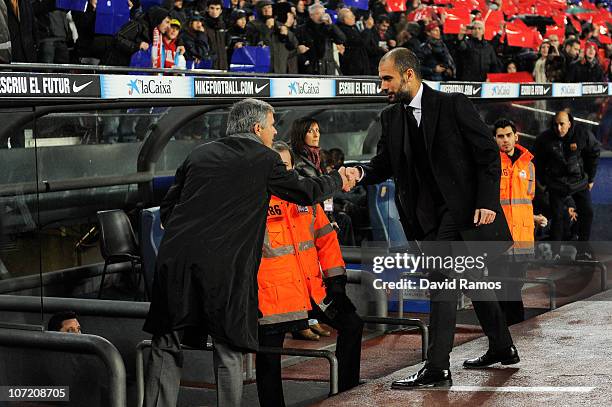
140 207 165 298
367 180 408 248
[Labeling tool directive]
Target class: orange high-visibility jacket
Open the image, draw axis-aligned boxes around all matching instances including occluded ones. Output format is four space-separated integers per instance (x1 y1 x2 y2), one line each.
258 195 346 325
500 144 535 253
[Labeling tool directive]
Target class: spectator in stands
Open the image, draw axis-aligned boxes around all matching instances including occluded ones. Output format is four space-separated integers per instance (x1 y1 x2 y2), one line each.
256 141 363 405
456 20 500 81
565 41 606 83
270 2 299 74
295 3 346 75
493 118 546 325
505 60 517 74
548 34 560 54
48 311 82 334
202 0 228 70
534 111 600 260
246 0 274 46
162 19 185 68
180 11 211 66
290 117 355 246
4 0 38 62
0 0 10 63
295 0 308 26
369 0 388 21
226 9 247 63
545 54 566 82
363 14 395 76
104 6 171 66
533 39 552 83
418 21 455 81
72 0 114 64
561 38 581 80
336 8 370 75
36 3 71 64
222 0 240 27
168 0 187 26
396 22 421 55
143 98 350 407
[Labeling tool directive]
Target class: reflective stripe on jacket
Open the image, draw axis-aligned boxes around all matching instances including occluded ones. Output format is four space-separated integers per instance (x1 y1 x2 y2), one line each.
258 195 345 325
500 144 535 254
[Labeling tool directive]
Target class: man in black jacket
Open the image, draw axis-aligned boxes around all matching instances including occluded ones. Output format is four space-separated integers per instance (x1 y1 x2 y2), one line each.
201 0 227 70
143 99 352 407
534 111 601 259
346 48 517 389
180 11 211 65
294 3 345 75
105 6 171 66
456 20 500 81
336 7 370 75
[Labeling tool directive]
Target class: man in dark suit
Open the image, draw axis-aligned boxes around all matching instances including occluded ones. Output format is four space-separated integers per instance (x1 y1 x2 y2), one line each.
347 48 519 388
143 98 353 407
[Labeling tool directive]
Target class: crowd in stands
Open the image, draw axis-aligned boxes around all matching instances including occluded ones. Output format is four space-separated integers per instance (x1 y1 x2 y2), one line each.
2 0 612 80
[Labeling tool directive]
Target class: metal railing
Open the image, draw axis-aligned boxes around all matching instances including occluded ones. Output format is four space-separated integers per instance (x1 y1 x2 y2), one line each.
360 316 429 362
135 340 339 407
0 326 126 407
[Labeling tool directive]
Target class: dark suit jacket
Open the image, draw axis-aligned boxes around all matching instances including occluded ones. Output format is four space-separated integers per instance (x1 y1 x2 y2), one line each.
360 83 511 245
144 134 342 351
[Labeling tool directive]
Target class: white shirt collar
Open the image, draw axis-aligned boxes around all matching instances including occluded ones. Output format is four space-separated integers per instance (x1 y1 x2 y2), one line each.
407 83 424 111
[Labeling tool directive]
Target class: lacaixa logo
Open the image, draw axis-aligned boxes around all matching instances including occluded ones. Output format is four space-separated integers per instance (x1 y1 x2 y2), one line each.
287 80 321 96
127 78 173 96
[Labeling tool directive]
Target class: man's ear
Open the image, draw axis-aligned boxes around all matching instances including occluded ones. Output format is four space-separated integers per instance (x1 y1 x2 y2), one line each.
253 122 261 136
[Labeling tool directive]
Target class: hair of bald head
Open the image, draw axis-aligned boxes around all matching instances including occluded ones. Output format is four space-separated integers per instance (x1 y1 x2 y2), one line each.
380 47 422 80
556 110 569 121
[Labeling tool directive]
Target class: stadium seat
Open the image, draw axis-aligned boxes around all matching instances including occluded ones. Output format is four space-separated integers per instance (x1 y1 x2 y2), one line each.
96 209 143 299
140 207 165 298
367 181 408 248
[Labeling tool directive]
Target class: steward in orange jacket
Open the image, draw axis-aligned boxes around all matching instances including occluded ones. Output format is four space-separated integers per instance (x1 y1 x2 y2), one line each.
494 119 545 326
500 143 536 254
255 142 363 407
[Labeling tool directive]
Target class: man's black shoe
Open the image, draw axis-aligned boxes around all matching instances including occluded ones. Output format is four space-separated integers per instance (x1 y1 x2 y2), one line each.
391 367 452 389
463 345 520 369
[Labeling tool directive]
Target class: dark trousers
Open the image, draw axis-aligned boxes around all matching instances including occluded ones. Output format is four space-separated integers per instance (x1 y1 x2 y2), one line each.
423 211 514 370
256 307 363 407
549 188 593 249
489 259 527 326
38 40 70 64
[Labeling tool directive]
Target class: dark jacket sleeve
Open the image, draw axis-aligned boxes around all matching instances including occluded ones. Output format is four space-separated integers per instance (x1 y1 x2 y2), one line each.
160 160 187 226
115 20 144 55
582 130 601 183
453 93 502 212
267 155 342 206
359 110 394 185
328 23 346 44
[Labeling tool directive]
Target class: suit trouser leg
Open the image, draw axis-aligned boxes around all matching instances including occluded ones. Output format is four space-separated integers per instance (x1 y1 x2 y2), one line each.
144 332 183 407
310 306 364 391
212 339 244 407
571 189 594 248
256 331 286 407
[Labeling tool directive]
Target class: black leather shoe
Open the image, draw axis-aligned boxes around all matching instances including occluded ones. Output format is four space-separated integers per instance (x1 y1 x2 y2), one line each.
463 345 520 369
391 367 452 389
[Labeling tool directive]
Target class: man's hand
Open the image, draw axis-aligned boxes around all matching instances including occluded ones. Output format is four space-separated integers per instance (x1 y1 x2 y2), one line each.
344 167 362 184
266 18 275 29
534 214 548 228
474 208 496 226
589 182 594 191
568 207 578 222
234 42 243 49
434 64 446 73
177 46 185 55
338 167 356 192
336 44 345 55
279 25 288 35
298 45 310 54
140 42 149 51
388 39 397 48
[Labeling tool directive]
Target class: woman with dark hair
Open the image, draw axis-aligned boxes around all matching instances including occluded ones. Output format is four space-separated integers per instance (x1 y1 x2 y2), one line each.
290 117 323 177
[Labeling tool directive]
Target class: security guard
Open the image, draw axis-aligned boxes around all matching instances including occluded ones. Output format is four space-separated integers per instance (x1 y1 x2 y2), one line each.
256 141 363 407
494 118 547 325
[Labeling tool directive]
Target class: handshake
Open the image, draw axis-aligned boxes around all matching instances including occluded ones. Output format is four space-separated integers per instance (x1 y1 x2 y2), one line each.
337 167 361 192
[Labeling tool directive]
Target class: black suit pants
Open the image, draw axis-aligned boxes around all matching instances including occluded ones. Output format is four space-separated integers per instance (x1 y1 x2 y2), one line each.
422 211 514 370
256 306 363 407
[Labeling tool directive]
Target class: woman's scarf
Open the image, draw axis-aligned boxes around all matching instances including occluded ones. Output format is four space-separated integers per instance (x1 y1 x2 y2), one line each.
303 145 321 172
